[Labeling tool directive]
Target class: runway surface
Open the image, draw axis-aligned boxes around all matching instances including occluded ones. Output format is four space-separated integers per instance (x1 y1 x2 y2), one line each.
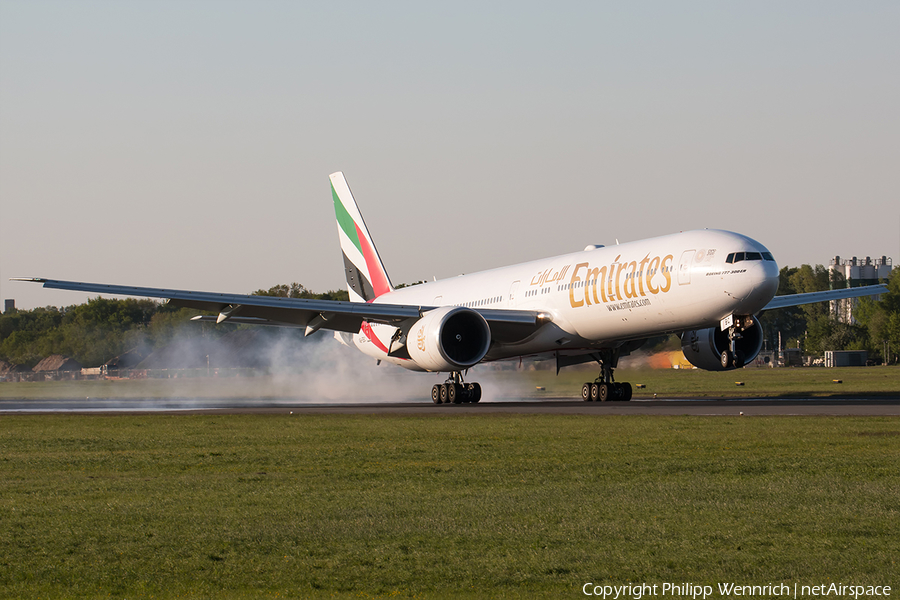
2 397 899 416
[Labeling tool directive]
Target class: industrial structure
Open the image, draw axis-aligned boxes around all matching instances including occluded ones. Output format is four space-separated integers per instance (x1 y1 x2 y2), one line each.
828 256 893 324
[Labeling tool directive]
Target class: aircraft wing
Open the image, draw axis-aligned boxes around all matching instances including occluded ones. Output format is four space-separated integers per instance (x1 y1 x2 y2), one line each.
762 284 888 311
12 278 547 337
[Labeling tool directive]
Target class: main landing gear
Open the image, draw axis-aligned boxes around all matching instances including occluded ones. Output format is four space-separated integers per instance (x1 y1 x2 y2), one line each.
581 380 632 402
431 371 482 404
580 349 632 402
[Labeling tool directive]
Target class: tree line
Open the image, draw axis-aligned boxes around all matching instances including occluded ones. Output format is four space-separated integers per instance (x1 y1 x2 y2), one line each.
2 268 898 370
0 284 347 369
759 265 900 360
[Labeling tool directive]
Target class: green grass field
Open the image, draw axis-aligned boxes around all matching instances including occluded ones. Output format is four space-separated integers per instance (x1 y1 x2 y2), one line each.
2 414 898 599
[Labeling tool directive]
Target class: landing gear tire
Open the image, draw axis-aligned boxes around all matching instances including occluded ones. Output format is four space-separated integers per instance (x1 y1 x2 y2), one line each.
439 383 449 404
720 350 732 369
582 383 592 402
467 383 482 403
720 350 744 369
431 384 442 404
449 383 465 404
620 382 633 402
598 383 610 402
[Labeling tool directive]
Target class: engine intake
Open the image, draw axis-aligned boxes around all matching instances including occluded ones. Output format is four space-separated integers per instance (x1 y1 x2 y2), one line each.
407 306 491 372
680 315 764 371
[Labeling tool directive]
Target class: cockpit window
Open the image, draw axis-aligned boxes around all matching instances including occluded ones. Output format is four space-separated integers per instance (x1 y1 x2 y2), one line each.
726 251 775 264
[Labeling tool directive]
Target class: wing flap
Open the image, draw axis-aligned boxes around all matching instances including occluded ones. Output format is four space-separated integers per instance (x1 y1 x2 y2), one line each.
189 315 301 328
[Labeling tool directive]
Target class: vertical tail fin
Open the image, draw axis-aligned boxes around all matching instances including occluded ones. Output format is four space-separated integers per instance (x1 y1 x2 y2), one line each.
330 172 394 302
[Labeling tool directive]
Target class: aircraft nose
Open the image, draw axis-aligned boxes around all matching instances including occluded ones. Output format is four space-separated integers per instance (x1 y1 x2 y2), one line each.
744 260 779 311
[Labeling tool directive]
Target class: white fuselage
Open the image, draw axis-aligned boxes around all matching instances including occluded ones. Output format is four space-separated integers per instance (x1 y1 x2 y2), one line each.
351 229 780 370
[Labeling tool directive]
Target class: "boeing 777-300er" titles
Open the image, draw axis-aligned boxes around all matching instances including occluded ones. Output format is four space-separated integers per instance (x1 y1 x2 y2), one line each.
15 172 888 403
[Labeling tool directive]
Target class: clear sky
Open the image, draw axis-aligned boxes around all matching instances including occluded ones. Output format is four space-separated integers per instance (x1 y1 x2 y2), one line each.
1 1 898 310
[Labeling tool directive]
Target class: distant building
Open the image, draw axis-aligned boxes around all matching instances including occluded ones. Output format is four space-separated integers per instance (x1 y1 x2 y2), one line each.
829 256 893 324
33 354 83 372
825 350 868 367
782 348 803 367
3 299 13 313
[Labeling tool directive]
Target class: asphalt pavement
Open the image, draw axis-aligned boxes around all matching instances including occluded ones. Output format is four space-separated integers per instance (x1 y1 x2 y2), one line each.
2 396 899 416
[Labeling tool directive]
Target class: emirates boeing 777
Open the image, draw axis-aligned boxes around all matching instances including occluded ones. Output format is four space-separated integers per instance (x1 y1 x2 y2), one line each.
15 172 888 403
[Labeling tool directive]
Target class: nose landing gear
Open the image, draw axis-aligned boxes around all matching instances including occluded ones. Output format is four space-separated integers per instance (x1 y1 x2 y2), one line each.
720 314 752 369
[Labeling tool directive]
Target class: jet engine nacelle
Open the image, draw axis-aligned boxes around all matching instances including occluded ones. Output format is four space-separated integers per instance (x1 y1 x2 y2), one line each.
407 306 492 372
680 315 764 371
